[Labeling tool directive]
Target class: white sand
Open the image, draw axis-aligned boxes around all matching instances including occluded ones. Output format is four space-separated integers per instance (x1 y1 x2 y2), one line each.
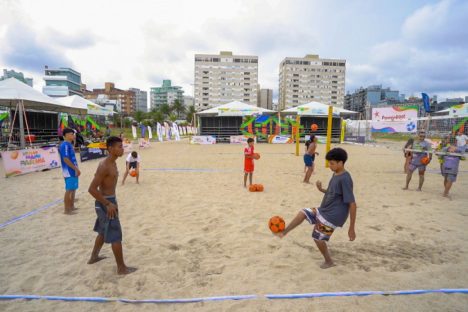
1 139 467 311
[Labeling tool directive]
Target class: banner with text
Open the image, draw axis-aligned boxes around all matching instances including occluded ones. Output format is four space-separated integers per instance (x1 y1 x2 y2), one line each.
229 135 256 144
268 135 293 144
371 105 418 133
190 136 216 144
1 147 61 177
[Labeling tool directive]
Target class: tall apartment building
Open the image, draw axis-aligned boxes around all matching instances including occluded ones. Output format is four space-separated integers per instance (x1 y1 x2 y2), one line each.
344 85 400 115
1 69 33 86
129 88 148 112
83 82 136 115
194 51 258 110
257 88 273 110
278 54 345 110
43 67 82 97
150 80 184 110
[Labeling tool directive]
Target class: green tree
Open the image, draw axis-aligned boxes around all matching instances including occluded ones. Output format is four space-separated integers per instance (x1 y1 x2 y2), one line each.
134 110 146 122
160 103 172 117
186 105 196 124
171 99 186 118
150 110 164 124
168 114 177 122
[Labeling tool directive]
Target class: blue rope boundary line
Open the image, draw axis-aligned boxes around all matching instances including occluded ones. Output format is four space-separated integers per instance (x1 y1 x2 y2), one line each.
0 289 467 304
0 198 63 229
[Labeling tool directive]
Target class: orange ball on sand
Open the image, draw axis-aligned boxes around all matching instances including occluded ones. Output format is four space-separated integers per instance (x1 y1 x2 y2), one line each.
256 184 264 192
269 216 285 233
249 185 257 192
129 170 137 177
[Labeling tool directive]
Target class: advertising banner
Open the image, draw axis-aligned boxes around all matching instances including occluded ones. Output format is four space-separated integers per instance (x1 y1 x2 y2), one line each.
268 135 293 144
344 135 366 144
230 135 256 144
449 103 468 117
80 147 107 162
1 147 61 177
190 136 216 144
371 105 418 133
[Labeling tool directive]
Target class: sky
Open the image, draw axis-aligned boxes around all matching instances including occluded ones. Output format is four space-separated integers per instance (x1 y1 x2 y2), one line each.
0 0 467 106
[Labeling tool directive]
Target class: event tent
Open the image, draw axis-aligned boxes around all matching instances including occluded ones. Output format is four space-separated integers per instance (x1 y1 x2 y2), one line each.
0 78 85 115
56 95 114 116
0 78 87 148
196 101 276 116
281 101 357 116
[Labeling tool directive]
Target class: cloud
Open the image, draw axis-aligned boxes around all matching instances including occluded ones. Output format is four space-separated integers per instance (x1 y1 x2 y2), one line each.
45 28 99 49
347 0 468 97
0 23 73 74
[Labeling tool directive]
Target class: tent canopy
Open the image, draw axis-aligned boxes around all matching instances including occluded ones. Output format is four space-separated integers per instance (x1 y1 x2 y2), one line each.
56 95 113 116
281 101 357 116
197 101 276 116
435 103 468 117
0 78 84 114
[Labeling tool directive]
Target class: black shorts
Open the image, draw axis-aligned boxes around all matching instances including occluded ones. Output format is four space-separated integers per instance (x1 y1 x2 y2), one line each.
128 161 137 169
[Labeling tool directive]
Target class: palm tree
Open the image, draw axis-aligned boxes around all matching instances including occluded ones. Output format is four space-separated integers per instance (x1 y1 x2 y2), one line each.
159 103 172 117
171 99 186 118
134 110 146 122
186 105 196 124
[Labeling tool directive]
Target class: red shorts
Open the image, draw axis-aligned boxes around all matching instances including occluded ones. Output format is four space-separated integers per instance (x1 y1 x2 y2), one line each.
244 160 254 173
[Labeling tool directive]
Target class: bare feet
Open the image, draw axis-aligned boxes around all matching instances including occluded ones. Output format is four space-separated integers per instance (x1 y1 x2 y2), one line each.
72 206 79 211
274 232 286 238
117 266 137 275
64 210 76 215
443 193 452 200
320 261 336 269
402 187 408 190
87 256 107 264
416 188 422 192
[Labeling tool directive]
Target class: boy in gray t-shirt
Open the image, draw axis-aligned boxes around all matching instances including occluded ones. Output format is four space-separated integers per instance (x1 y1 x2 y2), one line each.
275 148 357 269
403 131 432 191
440 145 465 199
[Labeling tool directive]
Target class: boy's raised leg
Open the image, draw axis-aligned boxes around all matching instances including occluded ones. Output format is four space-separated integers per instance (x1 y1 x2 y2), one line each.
277 211 306 238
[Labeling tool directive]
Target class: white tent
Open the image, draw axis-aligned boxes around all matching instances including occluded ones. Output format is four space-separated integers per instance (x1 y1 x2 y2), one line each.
56 95 113 116
281 101 357 116
197 101 276 116
0 78 84 114
0 78 86 148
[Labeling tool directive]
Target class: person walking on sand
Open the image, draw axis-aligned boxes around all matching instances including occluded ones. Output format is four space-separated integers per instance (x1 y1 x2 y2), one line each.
87 136 136 275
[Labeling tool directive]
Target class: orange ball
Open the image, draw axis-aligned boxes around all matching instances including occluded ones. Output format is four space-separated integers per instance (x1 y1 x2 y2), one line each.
256 184 264 192
249 184 257 192
421 156 430 165
129 170 137 177
269 216 285 233
253 153 260 160
311 124 318 131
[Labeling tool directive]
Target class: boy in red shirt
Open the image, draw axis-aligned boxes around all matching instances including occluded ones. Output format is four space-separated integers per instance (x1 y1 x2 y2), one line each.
244 138 255 187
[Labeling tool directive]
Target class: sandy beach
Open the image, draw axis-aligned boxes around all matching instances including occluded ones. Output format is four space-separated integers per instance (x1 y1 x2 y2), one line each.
0 139 467 311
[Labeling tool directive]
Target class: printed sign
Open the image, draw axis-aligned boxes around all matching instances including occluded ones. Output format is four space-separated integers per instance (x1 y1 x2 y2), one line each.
268 135 293 144
230 135 256 144
371 105 418 133
344 135 366 144
190 136 216 144
80 147 107 162
449 104 468 117
1 147 61 177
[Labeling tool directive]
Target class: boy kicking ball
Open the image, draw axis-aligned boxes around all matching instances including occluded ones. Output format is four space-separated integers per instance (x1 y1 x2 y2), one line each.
276 148 357 269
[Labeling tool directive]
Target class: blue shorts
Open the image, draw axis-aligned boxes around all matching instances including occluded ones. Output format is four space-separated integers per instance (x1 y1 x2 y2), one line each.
64 177 79 191
304 154 314 167
93 196 122 244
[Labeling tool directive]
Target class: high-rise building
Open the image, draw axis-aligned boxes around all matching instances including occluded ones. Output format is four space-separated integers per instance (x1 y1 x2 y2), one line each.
279 54 346 110
150 80 184 110
83 82 136 115
129 88 148 112
43 66 82 97
258 88 273 110
344 85 400 116
194 51 258 110
1 69 33 86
